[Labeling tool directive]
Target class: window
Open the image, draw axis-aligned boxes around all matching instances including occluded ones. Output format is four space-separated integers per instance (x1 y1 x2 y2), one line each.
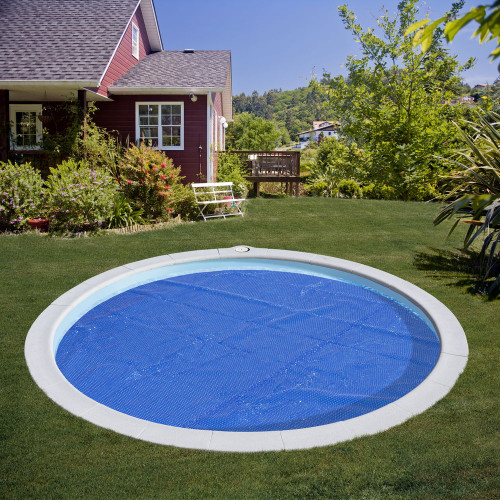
136 102 184 150
9 104 43 150
132 23 139 59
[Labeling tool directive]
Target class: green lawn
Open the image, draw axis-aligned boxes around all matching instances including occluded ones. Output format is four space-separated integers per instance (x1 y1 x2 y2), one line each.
1 198 498 500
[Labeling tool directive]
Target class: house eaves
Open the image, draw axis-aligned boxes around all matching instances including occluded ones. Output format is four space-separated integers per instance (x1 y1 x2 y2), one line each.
109 86 225 94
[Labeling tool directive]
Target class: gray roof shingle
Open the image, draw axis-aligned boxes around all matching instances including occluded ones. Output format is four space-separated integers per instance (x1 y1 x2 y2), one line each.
111 50 230 89
0 0 139 82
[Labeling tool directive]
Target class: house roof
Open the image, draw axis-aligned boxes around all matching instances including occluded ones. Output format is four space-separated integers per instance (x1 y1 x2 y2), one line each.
110 50 233 120
110 50 231 91
0 0 162 85
298 122 340 136
313 120 333 129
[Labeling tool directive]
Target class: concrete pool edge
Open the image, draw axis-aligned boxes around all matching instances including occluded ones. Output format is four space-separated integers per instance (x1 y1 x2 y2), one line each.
25 246 469 452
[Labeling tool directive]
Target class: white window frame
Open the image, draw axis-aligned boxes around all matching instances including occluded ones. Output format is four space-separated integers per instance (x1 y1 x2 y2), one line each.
9 104 43 150
131 22 139 59
135 102 184 151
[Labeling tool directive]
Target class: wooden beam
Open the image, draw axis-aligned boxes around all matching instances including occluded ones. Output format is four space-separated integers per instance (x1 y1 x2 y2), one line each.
78 89 87 159
0 90 9 162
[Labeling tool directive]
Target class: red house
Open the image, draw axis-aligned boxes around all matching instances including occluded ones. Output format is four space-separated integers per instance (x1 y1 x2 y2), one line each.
0 0 232 182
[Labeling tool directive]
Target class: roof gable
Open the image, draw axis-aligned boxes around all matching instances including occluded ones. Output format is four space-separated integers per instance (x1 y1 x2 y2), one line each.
0 0 162 84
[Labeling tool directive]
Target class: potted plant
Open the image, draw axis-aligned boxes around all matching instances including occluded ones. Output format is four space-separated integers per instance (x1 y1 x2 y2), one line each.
28 217 49 231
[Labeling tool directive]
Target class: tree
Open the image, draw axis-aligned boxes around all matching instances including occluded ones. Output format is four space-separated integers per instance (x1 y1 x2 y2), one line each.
315 0 472 199
225 112 289 151
406 1 500 70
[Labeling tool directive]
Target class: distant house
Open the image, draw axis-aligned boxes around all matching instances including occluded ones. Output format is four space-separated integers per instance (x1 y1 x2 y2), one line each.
0 0 232 181
297 121 340 148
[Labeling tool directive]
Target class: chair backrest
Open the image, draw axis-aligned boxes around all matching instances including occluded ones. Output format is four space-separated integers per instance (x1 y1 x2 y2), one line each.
192 182 235 203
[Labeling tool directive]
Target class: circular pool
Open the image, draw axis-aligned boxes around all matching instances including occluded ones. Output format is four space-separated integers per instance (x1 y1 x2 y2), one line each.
25 247 468 452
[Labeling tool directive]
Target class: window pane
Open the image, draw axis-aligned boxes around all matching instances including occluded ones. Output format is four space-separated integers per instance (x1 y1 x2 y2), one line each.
171 105 181 115
138 105 149 115
171 126 180 138
161 104 172 115
171 115 181 125
139 116 149 126
139 126 158 139
141 138 158 147
171 136 180 146
161 115 171 125
148 116 158 126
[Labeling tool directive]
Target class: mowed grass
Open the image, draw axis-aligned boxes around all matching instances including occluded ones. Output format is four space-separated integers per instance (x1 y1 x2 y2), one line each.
1 198 498 500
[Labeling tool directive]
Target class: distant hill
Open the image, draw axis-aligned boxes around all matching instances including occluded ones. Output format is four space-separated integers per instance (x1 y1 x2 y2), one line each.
232 86 337 140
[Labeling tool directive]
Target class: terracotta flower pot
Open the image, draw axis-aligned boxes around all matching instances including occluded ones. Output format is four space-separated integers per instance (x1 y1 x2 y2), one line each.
28 218 49 231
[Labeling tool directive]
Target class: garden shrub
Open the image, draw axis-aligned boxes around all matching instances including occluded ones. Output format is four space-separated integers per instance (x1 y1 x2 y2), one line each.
363 184 397 200
300 146 318 173
0 161 45 229
108 193 145 229
169 182 199 221
118 143 188 220
216 151 250 198
337 179 362 198
307 137 366 197
306 181 330 197
45 159 119 231
406 183 439 201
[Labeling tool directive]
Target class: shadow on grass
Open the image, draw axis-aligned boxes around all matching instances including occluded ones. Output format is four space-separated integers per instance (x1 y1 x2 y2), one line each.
414 247 499 300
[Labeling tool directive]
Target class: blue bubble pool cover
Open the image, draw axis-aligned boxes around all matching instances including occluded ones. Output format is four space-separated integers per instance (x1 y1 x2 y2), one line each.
56 269 440 431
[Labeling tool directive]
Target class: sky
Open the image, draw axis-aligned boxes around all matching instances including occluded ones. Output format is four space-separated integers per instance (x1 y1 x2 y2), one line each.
154 0 499 95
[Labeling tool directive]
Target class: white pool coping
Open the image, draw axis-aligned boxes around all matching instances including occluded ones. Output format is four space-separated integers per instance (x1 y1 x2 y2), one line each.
25 246 468 452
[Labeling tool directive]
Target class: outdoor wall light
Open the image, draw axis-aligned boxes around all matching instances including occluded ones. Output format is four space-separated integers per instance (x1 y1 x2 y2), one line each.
189 94 198 102
223 122 228 128
220 117 227 124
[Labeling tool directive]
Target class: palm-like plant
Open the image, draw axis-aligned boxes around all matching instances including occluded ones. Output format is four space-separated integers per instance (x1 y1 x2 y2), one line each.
434 112 500 293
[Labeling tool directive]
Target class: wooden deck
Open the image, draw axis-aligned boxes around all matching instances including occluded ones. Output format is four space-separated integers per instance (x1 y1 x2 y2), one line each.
230 150 301 196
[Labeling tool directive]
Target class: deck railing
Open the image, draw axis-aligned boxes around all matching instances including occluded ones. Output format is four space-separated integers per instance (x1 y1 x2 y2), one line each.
228 150 300 177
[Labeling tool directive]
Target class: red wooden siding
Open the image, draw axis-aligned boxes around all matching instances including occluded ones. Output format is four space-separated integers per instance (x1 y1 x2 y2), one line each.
97 6 151 96
93 95 208 183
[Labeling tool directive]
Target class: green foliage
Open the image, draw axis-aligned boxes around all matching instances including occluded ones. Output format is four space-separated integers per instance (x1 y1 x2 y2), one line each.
233 86 337 140
45 159 119 231
118 143 184 221
307 137 366 197
77 120 124 176
108 193 145 229
406 0 500 71
0 161 45 228
306 181 331 197
226 112 290 150
435 112 500 293
363 183 398 200
337 179 363 198
316 0 471 200
216 151 250 198
168 182 199 221
299 145 319 172
42 100 123 174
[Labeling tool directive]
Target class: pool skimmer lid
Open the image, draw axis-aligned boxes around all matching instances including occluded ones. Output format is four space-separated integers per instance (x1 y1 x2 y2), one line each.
25 246 468 452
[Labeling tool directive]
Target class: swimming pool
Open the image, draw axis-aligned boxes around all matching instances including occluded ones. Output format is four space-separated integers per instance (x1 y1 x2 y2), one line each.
25 247 468 451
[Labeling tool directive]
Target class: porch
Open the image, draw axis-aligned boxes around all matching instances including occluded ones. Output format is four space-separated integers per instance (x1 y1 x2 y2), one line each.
230 150 301 196
0 88 105 167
